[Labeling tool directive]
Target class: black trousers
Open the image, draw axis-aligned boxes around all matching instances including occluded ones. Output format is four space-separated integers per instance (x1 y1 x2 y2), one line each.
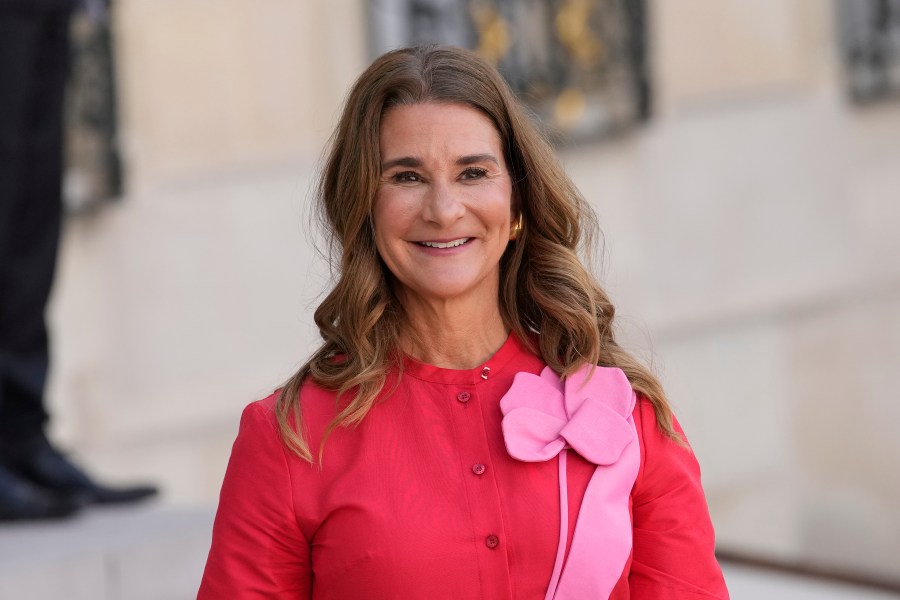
0 5 72 441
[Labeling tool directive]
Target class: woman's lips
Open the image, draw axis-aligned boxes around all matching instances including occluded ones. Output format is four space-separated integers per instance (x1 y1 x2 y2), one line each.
415 237 471 249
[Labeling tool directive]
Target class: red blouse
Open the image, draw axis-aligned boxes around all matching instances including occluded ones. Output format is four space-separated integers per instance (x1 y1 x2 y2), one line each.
198 335 729 599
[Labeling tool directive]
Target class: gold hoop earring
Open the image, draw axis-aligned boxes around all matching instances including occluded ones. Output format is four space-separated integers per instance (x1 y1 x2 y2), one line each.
510 214 524 240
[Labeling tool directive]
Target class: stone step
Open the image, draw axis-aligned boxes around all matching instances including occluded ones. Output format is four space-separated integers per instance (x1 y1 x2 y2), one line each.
0 503 214 600
724 562 900 600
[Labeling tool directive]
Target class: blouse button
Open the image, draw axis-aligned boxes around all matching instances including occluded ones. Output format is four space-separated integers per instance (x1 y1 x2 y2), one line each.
457 391 471 403
485 534 500 549
472 463 486 476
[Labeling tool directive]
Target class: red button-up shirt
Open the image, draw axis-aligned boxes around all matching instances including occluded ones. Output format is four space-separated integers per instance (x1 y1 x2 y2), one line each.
199 335 729 599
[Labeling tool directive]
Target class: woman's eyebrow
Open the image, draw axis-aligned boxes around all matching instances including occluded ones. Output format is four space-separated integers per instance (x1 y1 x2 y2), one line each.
457 154 500 166
381 156 422 170
381 154 500 170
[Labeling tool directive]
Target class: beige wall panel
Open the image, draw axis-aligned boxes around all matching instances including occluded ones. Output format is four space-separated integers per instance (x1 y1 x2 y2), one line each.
652 293 900 574
653 0 828 112
847 106 900 271
789 297 900 578
656 322 803 560
114 0 367 193
48 168 323 450
564 75 900 338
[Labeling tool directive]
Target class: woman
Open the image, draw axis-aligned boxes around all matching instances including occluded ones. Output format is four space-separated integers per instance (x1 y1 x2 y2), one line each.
199 45 729 599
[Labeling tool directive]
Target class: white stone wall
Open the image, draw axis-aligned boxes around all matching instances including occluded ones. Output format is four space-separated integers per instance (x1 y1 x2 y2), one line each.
45 0 900 580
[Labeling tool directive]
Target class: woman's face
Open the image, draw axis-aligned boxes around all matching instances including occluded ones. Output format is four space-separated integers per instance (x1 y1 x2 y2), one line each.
373 102 516 308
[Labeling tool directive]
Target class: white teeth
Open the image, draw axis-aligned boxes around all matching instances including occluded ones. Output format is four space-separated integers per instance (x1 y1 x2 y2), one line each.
419 238 469 249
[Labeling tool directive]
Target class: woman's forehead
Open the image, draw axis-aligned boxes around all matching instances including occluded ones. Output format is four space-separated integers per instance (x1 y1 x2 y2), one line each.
378 103 503 159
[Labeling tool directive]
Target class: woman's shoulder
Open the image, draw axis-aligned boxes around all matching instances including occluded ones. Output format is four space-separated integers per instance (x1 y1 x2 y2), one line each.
250 378 340 412
632 395 690 446
631 395 703 503
247 391 279 415
238 378 346 442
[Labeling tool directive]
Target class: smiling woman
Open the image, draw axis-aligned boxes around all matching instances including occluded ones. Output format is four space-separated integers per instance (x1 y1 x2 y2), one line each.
198 45 730 600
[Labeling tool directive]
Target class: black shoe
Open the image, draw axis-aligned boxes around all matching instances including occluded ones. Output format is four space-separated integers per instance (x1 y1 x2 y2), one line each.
0 464 81 521
3 435 159 506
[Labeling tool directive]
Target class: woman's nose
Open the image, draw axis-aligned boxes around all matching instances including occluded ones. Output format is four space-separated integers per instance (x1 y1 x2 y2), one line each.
422 181 465 226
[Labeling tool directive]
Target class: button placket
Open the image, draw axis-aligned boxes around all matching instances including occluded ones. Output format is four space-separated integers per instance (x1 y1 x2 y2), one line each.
447 374 508 588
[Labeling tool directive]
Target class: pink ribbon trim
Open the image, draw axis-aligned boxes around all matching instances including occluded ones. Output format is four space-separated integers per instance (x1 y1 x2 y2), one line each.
500 365 640 600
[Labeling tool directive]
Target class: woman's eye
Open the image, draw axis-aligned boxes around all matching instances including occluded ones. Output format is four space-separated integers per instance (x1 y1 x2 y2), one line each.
461 167 488 180
391 171 421 183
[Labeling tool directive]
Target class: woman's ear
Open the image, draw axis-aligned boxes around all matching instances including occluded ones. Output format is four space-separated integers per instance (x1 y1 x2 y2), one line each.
509 212 523 241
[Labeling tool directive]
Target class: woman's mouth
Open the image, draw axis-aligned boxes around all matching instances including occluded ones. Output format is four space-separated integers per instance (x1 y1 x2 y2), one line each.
416 238 471 249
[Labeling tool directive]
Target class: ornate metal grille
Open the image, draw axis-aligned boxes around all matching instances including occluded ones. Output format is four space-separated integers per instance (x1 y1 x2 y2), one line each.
368 0 650 143
64 3 123 212
837 0 900 103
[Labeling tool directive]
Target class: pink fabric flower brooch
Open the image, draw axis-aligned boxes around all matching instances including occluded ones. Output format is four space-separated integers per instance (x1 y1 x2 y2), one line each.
500 364 640 600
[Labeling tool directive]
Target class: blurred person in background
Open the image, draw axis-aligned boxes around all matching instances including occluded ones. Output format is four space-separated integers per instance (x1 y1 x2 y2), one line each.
0 0 156 521
199 46 729 598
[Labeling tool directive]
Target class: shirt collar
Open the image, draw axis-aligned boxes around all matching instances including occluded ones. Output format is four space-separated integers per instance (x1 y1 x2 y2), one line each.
400 332 529 385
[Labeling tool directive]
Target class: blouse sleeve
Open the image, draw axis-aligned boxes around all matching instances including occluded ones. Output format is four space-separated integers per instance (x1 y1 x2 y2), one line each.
198 401 312 599
628 400 730 599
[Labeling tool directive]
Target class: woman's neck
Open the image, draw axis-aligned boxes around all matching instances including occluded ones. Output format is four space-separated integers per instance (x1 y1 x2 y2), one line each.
398 295 509 370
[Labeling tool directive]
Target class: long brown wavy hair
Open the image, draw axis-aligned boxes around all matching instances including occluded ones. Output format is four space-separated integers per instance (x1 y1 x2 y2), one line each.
276 45 678 463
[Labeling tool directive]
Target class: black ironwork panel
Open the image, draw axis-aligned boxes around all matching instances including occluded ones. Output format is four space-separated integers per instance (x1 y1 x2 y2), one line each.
368 0 650 143
837 0 900 103
65 3 123 212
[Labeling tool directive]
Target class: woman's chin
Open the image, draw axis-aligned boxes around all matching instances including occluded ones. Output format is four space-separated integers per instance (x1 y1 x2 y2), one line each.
400 281 496 306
